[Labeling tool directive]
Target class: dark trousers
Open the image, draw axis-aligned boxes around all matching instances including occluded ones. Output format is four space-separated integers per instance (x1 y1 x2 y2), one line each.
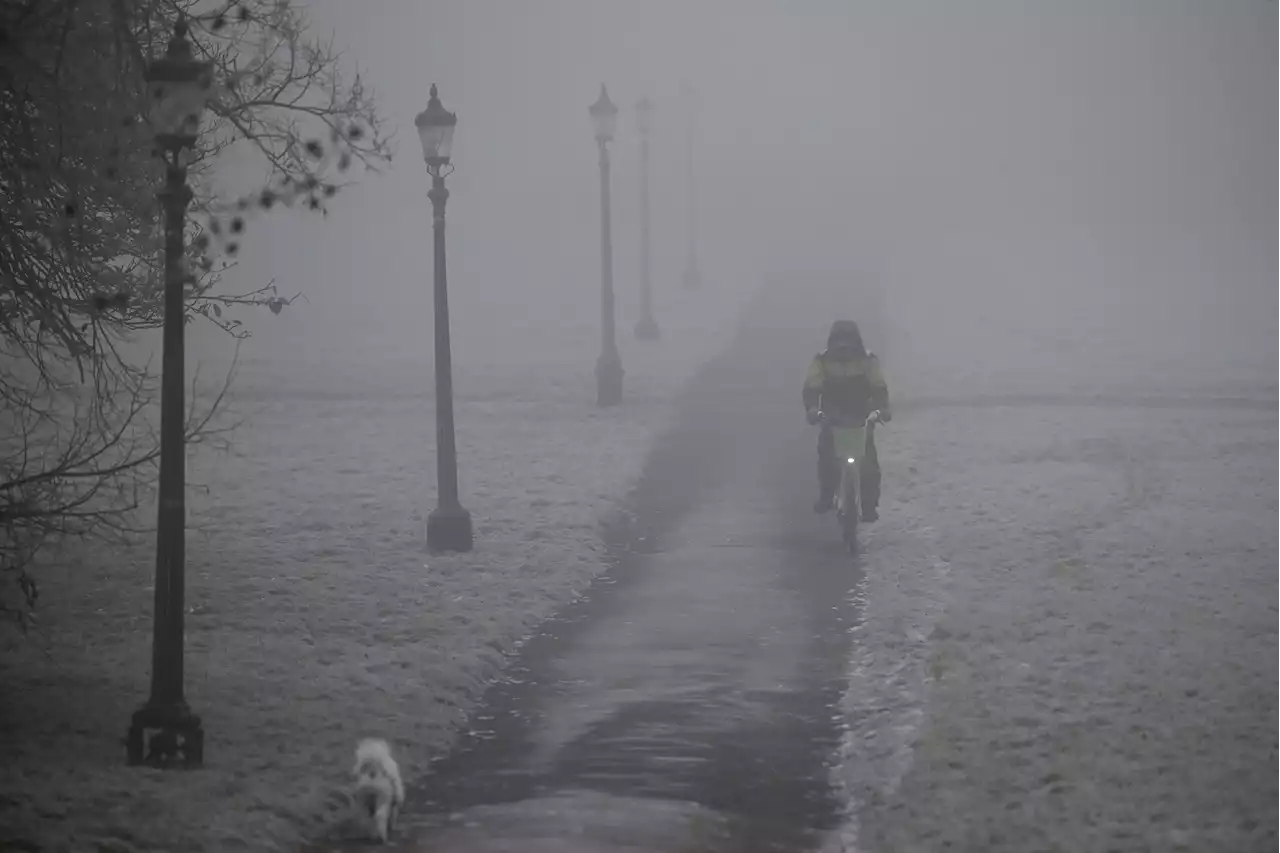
818 424 880 510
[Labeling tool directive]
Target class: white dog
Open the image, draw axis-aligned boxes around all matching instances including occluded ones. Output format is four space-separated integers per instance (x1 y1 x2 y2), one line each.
352 738 404 843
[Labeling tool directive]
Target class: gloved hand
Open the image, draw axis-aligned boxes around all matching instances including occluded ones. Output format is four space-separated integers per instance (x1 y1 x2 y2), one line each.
805 408 822 426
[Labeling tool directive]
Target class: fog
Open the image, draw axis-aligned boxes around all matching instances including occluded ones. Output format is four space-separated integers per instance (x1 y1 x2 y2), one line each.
7 6 1275 845
193 0 1276 400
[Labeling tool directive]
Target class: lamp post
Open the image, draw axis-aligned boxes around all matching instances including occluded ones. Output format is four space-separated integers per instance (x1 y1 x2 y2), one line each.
680 81 701 290
633 95 660 342
415 84 473 553
590 85 624 406
127 16 212 768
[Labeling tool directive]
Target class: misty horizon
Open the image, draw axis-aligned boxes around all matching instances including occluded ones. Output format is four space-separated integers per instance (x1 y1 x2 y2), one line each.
176 0 1274 407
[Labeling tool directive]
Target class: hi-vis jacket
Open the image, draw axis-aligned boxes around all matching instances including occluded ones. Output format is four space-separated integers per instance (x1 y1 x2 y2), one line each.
802 350 889 426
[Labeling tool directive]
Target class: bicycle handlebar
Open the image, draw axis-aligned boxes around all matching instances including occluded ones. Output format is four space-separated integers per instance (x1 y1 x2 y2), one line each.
815 409 882 426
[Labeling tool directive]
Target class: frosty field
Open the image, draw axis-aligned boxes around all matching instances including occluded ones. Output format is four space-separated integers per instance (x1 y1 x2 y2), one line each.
0 281 747 853
829 397 1277 853
1 267 1274 853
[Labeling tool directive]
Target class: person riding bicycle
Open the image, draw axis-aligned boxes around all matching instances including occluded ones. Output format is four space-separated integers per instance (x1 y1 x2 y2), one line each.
803 320 891 520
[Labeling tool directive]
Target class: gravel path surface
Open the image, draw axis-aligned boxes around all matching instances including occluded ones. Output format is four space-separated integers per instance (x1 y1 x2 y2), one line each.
304 284 873 852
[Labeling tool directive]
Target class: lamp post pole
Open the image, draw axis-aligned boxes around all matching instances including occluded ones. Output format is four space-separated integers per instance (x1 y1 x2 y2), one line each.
681 81 701 290
590 85 624 406
127 17 210 768
417 84 473 553
634 95 660 341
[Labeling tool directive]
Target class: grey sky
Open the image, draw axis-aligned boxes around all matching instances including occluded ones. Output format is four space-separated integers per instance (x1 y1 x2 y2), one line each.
196 0 1276 387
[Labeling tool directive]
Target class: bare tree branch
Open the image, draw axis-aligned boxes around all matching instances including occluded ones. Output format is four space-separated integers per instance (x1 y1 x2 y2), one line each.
0 0 388 630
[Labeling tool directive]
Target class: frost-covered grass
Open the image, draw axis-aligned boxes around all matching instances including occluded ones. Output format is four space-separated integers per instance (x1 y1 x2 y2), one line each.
830 398 1277 853
789 270 1277 852
0 282 749 853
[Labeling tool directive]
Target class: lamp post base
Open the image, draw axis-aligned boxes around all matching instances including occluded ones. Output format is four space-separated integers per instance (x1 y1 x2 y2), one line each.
634 315 661 342
596 352 624 407
126 699 204 768
427 504 473 553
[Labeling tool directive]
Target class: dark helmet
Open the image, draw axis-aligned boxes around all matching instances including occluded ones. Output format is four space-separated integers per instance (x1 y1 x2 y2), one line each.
827 320 865 355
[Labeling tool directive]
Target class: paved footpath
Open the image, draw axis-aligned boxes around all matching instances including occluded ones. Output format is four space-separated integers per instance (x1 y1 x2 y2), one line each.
311 279 1277 852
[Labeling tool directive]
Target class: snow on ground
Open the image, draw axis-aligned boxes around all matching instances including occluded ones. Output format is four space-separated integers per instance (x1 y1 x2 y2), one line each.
833 399 1276 853
0 280 752 853
819 286 1280 850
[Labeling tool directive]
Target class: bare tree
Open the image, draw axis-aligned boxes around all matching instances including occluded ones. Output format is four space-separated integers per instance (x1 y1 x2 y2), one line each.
0 0 392 628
